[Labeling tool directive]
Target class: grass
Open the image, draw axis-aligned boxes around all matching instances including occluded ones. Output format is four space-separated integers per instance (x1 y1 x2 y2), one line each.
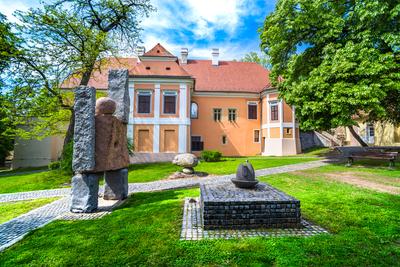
0 164 399 266
0 198 59 224
0 156 318 193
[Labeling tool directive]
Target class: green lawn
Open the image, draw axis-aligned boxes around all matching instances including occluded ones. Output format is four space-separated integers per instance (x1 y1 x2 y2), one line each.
0 198 59 224
0 156 318 193
128 156 318 183
0 164 399 266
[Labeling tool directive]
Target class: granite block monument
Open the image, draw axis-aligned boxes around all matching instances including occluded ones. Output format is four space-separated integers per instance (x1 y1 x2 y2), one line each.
200 161 301 230
70 69 130 213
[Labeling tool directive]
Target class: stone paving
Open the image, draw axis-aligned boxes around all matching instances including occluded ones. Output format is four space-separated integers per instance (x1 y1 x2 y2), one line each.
0 160 330 251
180 197 329 240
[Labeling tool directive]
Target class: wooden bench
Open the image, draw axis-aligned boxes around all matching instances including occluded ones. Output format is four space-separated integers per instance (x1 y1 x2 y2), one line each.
346 151 398 168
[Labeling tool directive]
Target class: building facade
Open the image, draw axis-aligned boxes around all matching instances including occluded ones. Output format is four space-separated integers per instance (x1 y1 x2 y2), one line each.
63 43 301 157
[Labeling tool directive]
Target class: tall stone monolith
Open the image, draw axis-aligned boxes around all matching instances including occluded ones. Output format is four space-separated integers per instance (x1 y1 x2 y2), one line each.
108 69 129 123
72 86 96 173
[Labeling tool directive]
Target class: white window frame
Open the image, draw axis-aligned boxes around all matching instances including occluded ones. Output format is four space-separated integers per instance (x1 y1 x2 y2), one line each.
162 90 178 115
269 101 279 121
247 101 258 120
228 108 237 122
136 90 152 114
213 108 222 122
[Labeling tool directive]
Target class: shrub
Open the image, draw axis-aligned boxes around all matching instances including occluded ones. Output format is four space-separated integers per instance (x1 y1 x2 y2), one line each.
201 150 222 162
48 161 61 170
60 141 73 174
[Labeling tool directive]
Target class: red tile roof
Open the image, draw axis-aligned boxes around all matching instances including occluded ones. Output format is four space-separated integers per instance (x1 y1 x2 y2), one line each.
142 43 175 57
61 44 272 93
181 60 271 93
133 60 191 77
61 57 191 89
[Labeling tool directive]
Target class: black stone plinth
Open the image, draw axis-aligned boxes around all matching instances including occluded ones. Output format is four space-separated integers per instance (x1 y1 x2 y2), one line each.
200 182 301 230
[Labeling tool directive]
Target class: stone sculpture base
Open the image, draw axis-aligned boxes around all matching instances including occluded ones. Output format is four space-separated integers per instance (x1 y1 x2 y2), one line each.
70 173 100 213
200 182 301 230
104 168 128 200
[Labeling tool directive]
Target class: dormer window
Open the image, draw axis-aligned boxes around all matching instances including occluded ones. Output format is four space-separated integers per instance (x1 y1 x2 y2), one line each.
145 66 151 70
166 67 171 70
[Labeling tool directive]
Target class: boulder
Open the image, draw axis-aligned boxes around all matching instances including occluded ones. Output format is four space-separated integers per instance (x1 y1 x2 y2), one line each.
172 153 198 168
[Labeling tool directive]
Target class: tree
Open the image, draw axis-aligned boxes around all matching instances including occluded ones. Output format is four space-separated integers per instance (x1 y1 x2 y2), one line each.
11 0 154 151
260 0 400 146
241 52 271 69
0 13 20 166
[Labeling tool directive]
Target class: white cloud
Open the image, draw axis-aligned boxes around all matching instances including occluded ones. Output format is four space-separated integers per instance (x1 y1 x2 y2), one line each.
142 33 260 61
0 0 39 23
140 0 263 60
143 0 257 41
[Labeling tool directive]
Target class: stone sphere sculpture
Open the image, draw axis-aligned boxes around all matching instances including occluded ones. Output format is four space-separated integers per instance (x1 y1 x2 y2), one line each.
172 153 199 174
95 97 117 115
231 160 259 189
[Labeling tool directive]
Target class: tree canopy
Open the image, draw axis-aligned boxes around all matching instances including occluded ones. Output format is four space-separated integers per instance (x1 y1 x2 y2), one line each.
260 0 400 134
0 12 20 165
240 52 271 69
5 0 154 148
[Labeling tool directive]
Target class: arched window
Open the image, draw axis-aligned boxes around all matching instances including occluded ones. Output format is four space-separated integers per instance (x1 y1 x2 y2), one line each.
190 102 198 119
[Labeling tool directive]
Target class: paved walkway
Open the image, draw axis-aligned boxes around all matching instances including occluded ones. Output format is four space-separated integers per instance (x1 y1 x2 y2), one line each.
0 160 329 252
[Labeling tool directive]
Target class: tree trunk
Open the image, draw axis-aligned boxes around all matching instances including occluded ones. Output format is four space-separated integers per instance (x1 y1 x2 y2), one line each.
62 108 75 154
347 126 368 147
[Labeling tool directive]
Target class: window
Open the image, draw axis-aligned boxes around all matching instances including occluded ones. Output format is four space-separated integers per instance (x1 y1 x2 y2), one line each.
368 124 375 137
163 91 177 114
254 130 260 143
190 102 198 119
248 102 257 119
270 102 279 121
222 135 227 144
137 91 151 114
213 108 221 121
228 109 237 122
191 136 203 151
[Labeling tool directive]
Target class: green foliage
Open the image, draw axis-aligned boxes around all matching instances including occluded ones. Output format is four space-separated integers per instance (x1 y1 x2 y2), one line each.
260 0 400 131
0 94 15 166
60 141 73 174
5 0 154 146
127 137 134 156
241 51 271 69
48 161 61 170
0 12 20 87
200 150 222 162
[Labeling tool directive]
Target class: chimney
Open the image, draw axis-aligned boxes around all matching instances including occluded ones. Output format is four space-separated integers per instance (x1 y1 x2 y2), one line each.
180 48 188 65
212 48 219 66
136 46 145 56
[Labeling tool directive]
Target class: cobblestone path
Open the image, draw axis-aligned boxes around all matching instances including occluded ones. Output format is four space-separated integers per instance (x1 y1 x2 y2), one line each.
0 160 329 251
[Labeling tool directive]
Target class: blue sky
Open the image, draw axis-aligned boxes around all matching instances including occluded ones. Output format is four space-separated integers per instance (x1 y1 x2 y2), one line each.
0 0 277 60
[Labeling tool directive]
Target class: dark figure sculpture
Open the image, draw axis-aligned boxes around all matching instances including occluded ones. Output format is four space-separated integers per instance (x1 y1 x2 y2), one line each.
231 160 259 189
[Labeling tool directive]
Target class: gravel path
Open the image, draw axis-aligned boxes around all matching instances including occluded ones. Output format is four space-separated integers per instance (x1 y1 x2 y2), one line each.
0 159 329 252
